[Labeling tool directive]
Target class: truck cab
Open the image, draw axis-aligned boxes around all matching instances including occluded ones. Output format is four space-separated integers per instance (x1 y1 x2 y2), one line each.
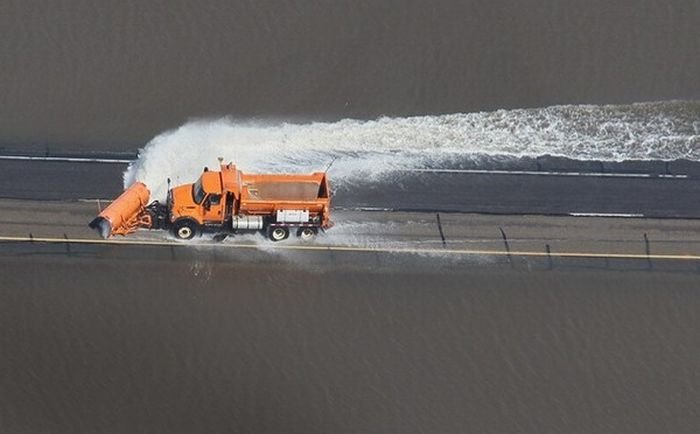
169 169 228 238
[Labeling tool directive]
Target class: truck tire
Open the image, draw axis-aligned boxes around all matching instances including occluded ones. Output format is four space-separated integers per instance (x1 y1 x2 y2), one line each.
268 226 289 242
173 219 199 240
297 227 317 241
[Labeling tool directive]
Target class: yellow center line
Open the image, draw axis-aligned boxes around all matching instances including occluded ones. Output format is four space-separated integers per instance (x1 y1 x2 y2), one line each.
1 235 700 261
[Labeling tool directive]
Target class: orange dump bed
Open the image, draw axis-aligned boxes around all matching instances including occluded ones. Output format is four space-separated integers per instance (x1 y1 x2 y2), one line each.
237 172 330 222
217 163 331 226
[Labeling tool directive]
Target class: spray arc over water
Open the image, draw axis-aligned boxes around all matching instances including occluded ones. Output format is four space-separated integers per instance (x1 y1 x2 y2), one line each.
124 101 700 201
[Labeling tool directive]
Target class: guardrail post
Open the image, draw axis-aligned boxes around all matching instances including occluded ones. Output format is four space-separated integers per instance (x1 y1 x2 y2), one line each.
499 227 513 267
545 244 552 270
63 233 71 255
644 233 652 270
436 213 447 248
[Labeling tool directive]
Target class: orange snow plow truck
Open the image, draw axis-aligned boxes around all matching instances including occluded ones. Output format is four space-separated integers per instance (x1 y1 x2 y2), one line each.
89 160 332 241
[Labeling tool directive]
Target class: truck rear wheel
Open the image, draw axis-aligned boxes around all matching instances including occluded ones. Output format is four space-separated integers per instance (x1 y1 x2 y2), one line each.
268 226 289 242
297 227 317 241
173 219 199 240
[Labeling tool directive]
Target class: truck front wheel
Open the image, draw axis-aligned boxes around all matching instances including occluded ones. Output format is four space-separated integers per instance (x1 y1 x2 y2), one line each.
173 219 199 240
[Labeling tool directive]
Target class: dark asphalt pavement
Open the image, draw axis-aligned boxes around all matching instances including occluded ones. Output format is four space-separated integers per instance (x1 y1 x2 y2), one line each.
3 158 700 218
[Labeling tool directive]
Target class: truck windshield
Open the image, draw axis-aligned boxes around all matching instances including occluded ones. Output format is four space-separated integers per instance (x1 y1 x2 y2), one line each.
192 178 206 204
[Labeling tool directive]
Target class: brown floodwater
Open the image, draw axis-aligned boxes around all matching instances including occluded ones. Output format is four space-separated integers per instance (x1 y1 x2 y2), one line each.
0 246 699 433
1 0 698 151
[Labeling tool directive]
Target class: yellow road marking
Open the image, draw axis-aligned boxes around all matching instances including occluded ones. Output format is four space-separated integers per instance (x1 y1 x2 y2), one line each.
1 235 700 261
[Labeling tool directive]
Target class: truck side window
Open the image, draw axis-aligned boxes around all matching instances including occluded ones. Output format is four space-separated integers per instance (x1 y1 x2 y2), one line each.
193 178 206 204
209 194 221 205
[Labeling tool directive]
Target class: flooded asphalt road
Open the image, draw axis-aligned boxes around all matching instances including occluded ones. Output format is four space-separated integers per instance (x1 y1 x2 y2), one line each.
4 158 700 218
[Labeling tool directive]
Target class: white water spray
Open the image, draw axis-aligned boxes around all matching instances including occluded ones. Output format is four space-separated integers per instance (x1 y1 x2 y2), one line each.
125 101 700 200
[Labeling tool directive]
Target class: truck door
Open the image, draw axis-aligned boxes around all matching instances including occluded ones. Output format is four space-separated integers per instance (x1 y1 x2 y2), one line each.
202 193 224 223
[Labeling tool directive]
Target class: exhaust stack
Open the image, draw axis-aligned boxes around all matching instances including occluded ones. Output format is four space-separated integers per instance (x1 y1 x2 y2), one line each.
88 182 152 238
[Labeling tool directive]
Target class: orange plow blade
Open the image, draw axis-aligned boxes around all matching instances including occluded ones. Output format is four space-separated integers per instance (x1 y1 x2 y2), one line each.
89 182 152 238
